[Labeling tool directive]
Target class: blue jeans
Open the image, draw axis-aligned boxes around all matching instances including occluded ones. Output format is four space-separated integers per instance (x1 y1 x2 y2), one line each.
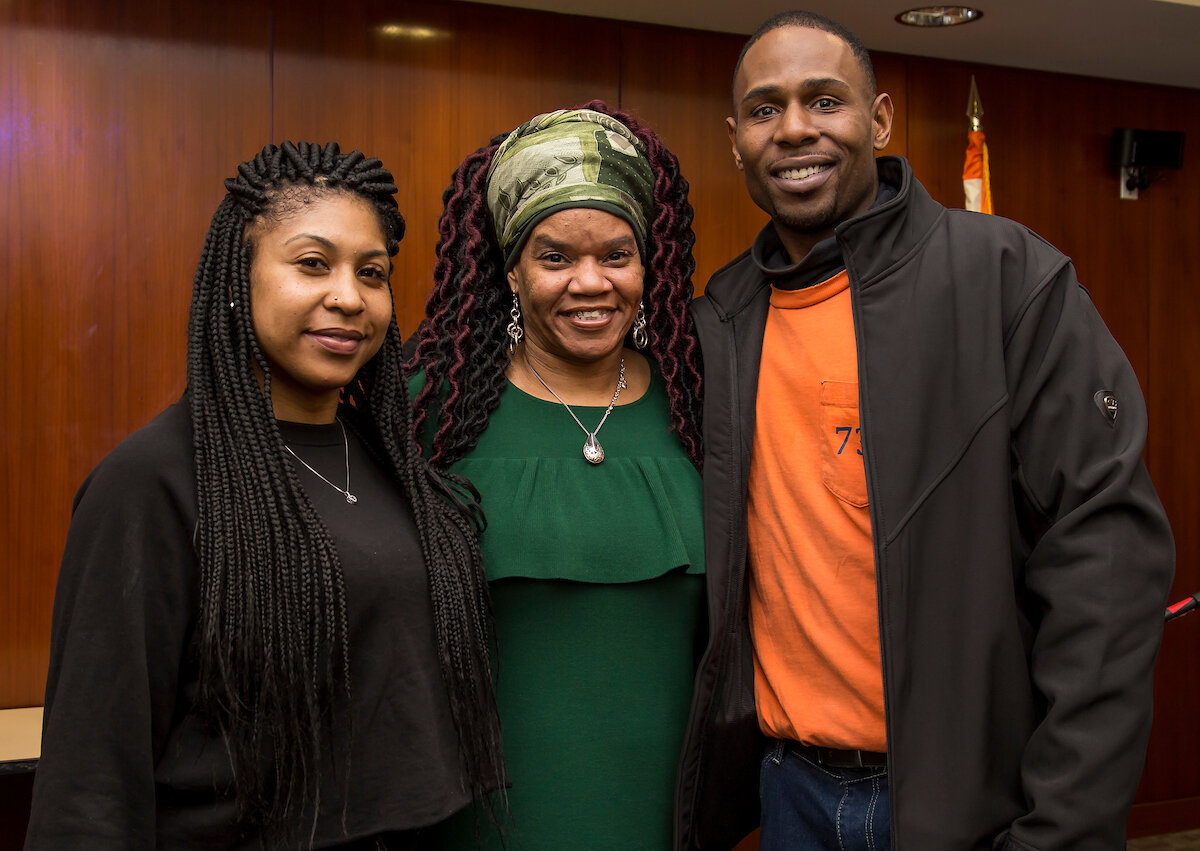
759 740 891 851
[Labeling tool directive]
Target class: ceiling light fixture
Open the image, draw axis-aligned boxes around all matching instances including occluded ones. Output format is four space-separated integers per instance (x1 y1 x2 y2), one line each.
895 6 983 26
376 23 445 39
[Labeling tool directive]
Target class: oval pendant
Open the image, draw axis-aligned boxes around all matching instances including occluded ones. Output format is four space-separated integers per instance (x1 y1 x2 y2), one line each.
583 434 605 464
345 493 358 504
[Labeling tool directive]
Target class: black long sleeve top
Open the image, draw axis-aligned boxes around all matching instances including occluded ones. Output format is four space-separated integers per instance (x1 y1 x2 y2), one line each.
26 401 468 849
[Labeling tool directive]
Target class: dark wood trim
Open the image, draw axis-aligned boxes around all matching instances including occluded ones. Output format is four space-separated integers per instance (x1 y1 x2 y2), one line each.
1128 796 1200 838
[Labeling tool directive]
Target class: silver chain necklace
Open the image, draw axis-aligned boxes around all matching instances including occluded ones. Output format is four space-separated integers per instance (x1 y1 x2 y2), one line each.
524 353 627 464
283 418 358 504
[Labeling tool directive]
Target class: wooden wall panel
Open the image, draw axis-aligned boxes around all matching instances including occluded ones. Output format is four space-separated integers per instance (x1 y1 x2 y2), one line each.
0 0 271 710
1137 103 1200 826
272 0 621 338
618 24 766 290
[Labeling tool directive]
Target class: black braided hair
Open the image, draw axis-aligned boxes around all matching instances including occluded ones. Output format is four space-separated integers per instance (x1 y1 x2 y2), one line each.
187 141 503 844
408 102 703 468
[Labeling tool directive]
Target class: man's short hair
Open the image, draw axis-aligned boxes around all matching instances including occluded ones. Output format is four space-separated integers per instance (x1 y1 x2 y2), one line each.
732 10 878 105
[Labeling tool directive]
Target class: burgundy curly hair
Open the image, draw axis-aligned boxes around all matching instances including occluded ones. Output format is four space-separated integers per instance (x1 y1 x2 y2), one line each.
407 101 703 468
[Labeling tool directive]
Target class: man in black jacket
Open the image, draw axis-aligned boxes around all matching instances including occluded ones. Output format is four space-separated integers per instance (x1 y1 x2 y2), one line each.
674 10 1174 850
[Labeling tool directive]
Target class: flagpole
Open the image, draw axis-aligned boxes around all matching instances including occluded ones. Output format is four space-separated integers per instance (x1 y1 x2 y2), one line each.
963 75 994 214
967 75 983 133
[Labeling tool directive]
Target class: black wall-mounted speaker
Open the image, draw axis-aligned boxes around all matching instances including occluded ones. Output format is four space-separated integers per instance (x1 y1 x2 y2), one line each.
1110 128 1185 170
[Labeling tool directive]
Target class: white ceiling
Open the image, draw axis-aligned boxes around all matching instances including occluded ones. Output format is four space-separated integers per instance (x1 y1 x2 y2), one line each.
473 0 1200 90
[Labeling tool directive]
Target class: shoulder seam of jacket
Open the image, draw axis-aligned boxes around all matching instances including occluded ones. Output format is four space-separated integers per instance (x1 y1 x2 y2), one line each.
1002 255 1071 350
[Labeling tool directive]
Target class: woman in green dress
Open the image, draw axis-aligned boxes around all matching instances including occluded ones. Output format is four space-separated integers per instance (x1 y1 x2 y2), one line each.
408 103 704 849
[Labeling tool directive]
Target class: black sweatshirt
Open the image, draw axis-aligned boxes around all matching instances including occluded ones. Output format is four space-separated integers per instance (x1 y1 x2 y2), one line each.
26 401 468 849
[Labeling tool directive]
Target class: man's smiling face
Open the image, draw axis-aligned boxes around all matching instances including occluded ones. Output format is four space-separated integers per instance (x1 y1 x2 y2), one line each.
727 25 893 260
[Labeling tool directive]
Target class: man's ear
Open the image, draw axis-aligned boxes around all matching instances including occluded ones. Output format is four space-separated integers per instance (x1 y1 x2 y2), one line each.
726 116 743 170
872 92 894 150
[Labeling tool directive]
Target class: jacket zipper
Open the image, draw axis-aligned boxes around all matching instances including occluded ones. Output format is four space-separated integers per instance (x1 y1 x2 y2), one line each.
845 250 898 848
678 297 752 850
725 314 750 643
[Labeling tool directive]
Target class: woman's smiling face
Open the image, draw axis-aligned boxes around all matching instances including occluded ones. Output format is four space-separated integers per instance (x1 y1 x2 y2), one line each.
249 191 393 422
506 207 644 369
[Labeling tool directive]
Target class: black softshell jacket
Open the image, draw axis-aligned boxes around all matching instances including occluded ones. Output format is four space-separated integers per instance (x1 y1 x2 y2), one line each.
674 157 1174 850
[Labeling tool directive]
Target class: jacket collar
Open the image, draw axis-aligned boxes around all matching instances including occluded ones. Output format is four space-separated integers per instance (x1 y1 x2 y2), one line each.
749 222 844 290
703 157 943 315
835 156 945 288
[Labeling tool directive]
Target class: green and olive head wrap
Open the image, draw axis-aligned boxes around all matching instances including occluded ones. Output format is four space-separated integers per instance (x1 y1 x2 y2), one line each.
485 108 656 270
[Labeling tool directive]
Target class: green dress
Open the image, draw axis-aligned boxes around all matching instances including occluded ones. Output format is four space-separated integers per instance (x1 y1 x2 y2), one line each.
425 371 704 850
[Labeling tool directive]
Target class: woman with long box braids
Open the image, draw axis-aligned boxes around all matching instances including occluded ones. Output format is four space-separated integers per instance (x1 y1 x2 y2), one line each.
408 103 704 849
26 142 504 850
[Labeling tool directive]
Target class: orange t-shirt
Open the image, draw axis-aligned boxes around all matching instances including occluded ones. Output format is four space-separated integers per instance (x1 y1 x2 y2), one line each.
747 270 886 751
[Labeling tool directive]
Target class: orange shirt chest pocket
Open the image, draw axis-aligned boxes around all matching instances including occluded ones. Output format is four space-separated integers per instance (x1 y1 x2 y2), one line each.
819 379 868 507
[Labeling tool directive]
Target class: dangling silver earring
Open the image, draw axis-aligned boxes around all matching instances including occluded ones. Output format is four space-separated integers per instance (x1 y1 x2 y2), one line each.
506 292 524 352
633 300 648 350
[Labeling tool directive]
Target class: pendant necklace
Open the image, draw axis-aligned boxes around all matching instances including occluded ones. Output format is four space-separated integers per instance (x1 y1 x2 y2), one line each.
524 353 626 464
283 417 358 504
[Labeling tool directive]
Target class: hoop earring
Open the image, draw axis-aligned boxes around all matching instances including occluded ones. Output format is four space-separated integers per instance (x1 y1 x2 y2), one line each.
506 292 524 352
633 301 648 350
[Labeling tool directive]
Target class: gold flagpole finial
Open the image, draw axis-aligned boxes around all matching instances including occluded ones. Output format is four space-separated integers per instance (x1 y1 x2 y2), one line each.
967 75 984 132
